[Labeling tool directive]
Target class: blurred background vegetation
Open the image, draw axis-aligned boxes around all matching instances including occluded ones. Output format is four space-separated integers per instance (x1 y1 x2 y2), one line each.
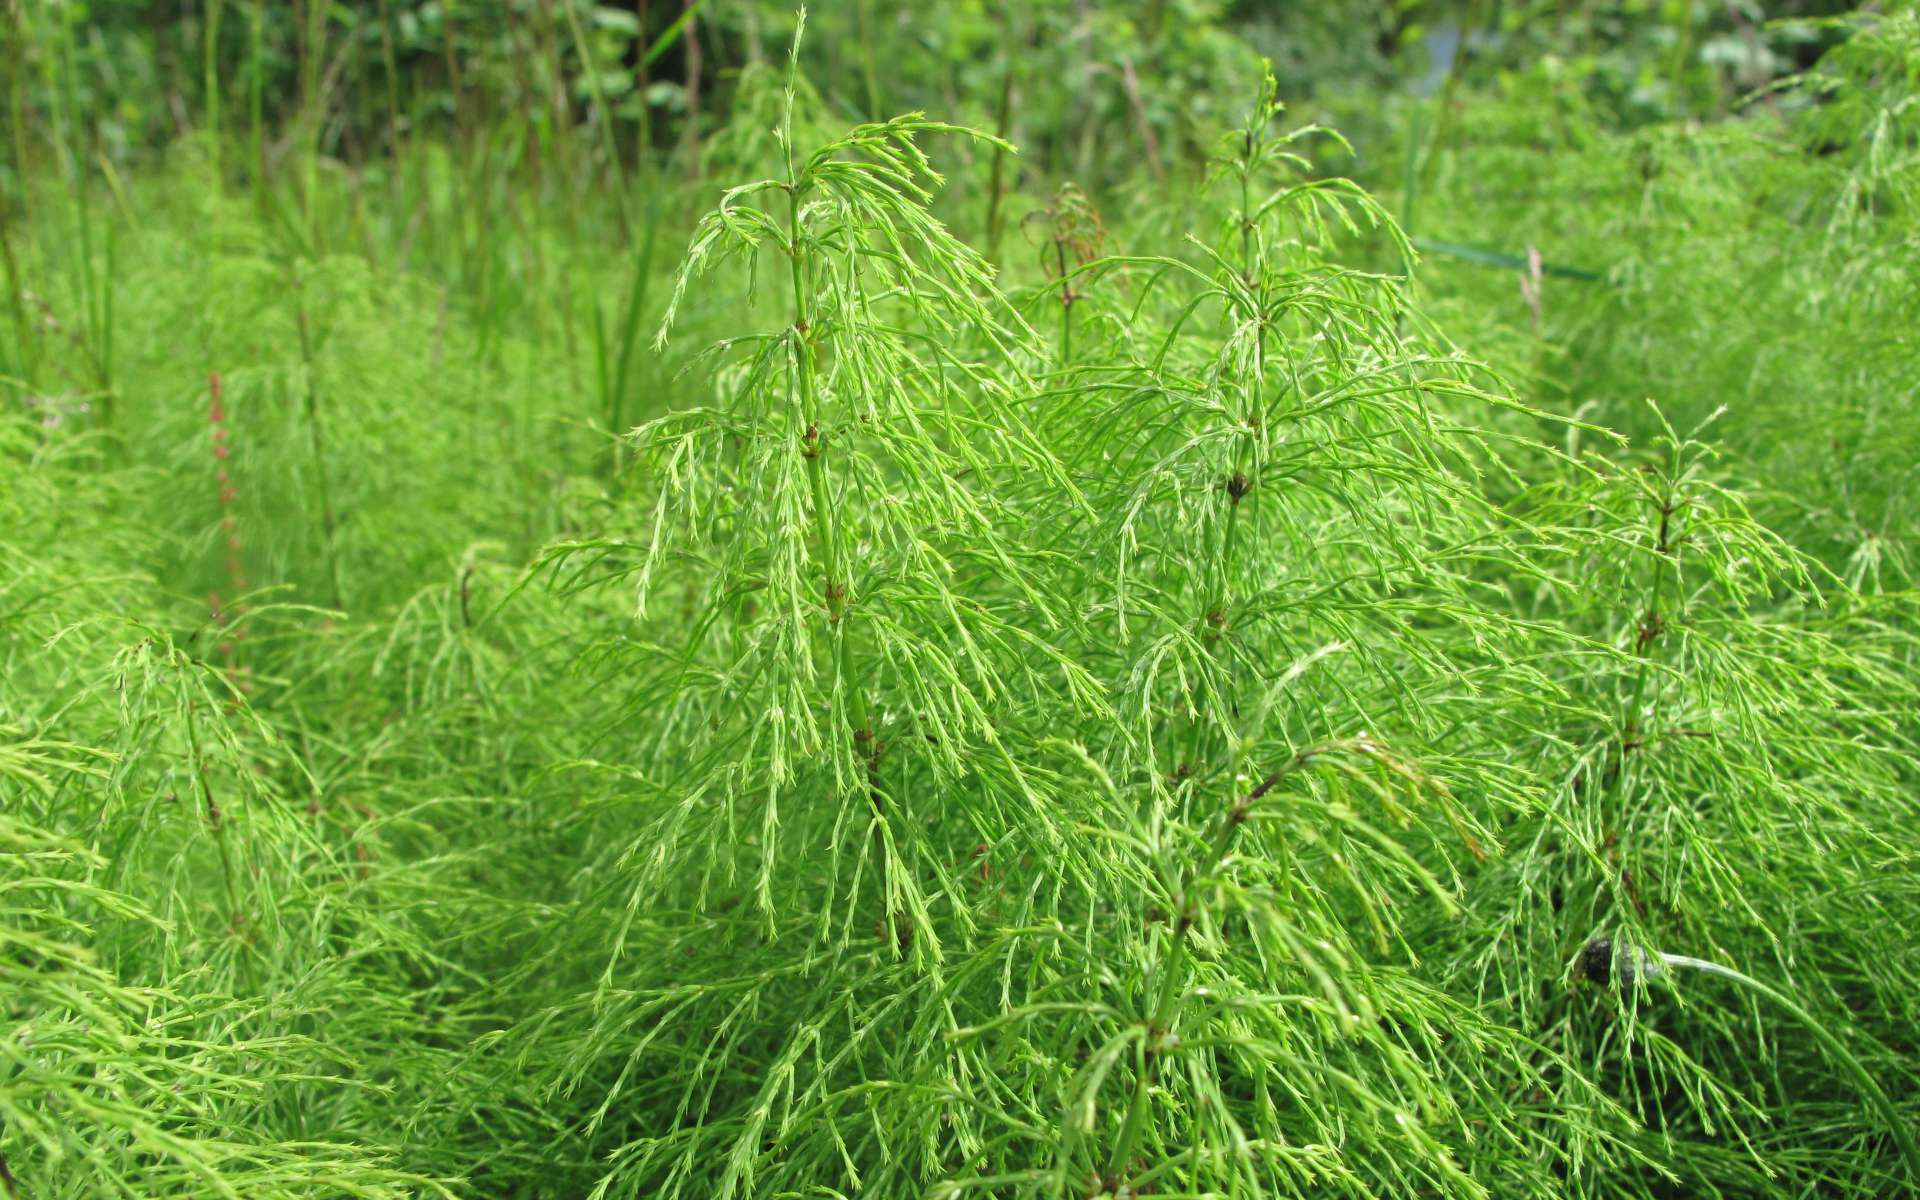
2 1 1870 190
6 0 1904 598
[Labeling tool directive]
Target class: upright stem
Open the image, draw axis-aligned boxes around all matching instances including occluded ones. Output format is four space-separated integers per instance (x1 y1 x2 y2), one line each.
607 196 661 481
1107 747 1328 1176
0 172 35 396
1055 239 1074 366
984 43 1015 262
184 691 254 992
4 2 29 195
785 179 894 942
440 0 466 139
678 0 704 179
854 0 883 118
1618 438 1682 786
51 14 109 417
0 6 33 395
561 0 631 235
296 0 321 249
1120 124 1279 1183
203 0 225 186
292 271 344 609
1398 103 1424 251
249 0 267 216
1184 150 1264 775
374 0 403 162
534 0 582 362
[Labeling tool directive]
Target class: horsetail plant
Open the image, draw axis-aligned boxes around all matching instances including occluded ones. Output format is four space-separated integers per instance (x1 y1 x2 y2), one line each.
629 8 1095 954
965 65 1636 1198
516 16 1123 1196
1435 404 1920 1194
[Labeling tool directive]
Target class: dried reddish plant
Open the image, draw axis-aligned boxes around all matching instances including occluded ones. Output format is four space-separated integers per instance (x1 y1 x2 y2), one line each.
207 372 252 695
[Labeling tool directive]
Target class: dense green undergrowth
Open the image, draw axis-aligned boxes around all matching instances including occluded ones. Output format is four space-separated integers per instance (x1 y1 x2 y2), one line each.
3 4 1918 1198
